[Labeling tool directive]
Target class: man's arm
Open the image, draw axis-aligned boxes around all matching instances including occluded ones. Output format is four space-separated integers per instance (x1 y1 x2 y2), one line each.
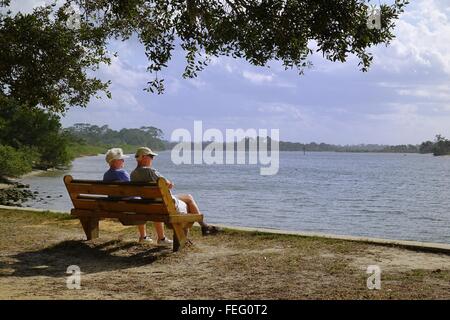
151 169 173 189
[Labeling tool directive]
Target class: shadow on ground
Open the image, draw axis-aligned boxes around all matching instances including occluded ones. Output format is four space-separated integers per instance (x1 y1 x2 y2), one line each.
0 240 170 278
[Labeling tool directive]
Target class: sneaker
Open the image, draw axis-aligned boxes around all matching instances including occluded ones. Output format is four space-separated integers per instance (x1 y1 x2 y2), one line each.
157 237 173 246
201 225 221 236
139 236 153 243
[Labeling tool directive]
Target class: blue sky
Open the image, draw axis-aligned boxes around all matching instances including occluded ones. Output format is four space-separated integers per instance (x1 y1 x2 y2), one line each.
11 0 450 144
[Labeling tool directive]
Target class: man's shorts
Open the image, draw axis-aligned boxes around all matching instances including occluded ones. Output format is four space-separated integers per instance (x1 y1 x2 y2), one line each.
172 196 188 214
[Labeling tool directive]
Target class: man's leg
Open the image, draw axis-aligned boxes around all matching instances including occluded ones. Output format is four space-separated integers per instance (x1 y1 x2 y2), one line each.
153 222 166 240
176 194 200 213
175 194 207 227
138 224 153 243
138 224 147 238
175 194 220 236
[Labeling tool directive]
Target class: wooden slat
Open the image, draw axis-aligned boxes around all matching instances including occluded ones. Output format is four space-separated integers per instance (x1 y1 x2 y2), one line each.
71 199 169 214
66 183 162 199
71 209 170 222
168 214 203 224
64 175 79 204
71 178 158 186
158 178 178 214
77 195 163 204
117 218 147 226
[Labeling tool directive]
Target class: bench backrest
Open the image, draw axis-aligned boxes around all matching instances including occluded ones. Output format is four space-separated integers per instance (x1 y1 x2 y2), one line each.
63 175 178 215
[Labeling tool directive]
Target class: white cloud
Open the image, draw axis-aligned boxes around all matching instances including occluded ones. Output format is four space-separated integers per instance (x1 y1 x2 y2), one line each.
166 77 182 95
110 88 140 108
396 84 450 101
374 0 450 74
100 56 149 89
5 0 52 14
241 70 296 88
225 64 235 73
207 56 237 74
187 78 207 89
257 103 305 121
242 71 274 84
361 102 450 143
377 81 450 103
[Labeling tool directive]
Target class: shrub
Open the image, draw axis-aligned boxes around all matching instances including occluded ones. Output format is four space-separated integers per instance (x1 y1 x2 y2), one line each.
0 145 38 178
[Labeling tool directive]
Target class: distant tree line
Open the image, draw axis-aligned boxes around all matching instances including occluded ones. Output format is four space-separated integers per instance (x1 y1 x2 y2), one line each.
279 141 420 153
166 137 421 153
279 136 448 155
64 123 167 152
419 135 450 156
64 129 450 156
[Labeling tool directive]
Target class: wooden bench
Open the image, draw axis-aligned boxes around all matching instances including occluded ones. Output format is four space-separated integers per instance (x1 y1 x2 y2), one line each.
63 175 203 251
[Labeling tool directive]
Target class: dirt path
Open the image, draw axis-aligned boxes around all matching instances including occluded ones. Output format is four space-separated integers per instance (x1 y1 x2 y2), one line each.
0 208 449 299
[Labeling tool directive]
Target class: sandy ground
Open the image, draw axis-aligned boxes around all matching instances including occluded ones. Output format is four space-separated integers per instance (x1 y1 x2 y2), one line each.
0 209 449 300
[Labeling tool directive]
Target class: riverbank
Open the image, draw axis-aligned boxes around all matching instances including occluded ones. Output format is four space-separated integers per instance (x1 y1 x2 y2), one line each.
0 182 37 206
0 208 449 299
0 169 54 206
0 146 131 207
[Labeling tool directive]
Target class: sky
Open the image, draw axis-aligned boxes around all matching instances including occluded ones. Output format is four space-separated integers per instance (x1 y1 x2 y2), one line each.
8 0 450 144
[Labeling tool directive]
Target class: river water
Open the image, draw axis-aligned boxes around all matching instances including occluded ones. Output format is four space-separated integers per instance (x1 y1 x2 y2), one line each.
20 151 450 244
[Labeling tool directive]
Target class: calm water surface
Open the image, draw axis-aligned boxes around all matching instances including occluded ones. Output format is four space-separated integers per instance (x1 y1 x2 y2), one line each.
21 151 450 244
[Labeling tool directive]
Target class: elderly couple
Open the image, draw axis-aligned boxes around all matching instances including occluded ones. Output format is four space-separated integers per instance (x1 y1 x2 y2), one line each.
103 147 219 245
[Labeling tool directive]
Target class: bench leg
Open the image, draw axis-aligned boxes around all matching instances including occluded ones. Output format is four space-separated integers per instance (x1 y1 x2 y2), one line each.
79 217 99 240
172 223 188 252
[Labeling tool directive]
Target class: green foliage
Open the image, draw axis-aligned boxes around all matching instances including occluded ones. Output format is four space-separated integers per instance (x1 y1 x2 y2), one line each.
65 143 106 159
64 123 167 151
0 96 71 169
432 135 450 156
419 141 434 154
419 135 450 156
1 0 409 101
379 144 419 153
0 2 111 113
38 131 72 169
0 145 38 177
73 0 409 93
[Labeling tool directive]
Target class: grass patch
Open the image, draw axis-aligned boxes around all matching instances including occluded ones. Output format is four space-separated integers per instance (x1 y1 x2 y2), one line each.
0 208 74 223
0 208 449 299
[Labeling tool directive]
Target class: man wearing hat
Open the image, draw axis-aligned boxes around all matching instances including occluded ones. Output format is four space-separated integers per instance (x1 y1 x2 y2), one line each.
103 147 159 244
131 147 219 236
